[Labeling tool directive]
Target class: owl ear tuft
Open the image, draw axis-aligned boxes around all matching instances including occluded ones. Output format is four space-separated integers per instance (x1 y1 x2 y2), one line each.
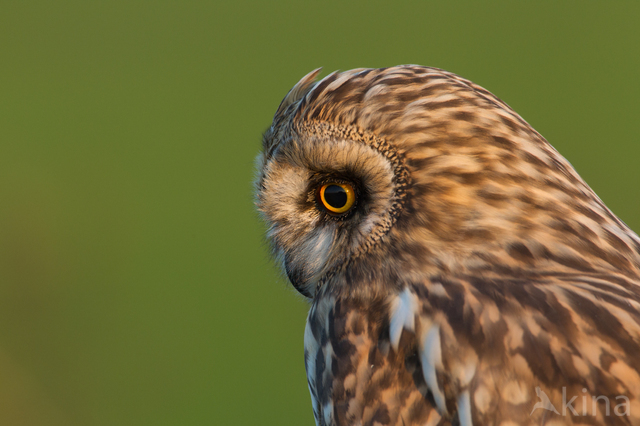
275 68 323 118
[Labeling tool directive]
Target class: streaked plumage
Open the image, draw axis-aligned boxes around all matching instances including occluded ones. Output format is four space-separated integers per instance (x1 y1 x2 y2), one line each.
255 65 640 425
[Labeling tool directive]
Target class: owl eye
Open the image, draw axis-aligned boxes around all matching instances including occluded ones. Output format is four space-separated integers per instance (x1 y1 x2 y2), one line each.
318 183 356 214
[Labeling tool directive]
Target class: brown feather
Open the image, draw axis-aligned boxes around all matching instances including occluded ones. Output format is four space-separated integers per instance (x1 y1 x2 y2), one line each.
256 65 640 425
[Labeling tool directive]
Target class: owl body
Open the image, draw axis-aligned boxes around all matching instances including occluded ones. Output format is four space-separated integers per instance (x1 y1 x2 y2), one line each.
255 66 640 425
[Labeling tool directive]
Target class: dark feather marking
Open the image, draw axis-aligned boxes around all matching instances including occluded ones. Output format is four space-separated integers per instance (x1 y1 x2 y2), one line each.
406 156 436 170
552 347 584 382
548 219 634 271
604 228 633 254
516 193 542 208
405 393 432 424
571 202 608 225
513 282 577 338
419 83 452 98
452 111 476 122
540 271 639 292
309 304 323 342
432 277 486 351
315 346 328 405
542 247 598 272
380 76 428 87
387 240 430 268
570 278 637 303
574 221 599 240
498 150 519 165
600 350 617 372
469 277 510 310
491 135 516 148
476 187 509 203
403 123 452 137
349 312 366 336
395 90 424 103
409 182 447 199
423 99 465 110
420 74 449 81
520 150 549 169
498 115 525 133
410 282 431 302
507 242 535 264
480 315 509 362
331 331 356 366
306 73 339 104
370 405 392 424
437 171 485 186
461 227 494 241
543 176 591 201
330 80 364 104
518 327 563 385
567 291 640 369
442 136 476 148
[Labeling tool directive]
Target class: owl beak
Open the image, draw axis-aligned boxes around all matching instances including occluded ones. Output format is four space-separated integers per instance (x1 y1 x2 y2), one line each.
285 260 316 298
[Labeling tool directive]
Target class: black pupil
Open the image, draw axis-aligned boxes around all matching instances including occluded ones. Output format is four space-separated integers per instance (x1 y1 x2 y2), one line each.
324 185 348 208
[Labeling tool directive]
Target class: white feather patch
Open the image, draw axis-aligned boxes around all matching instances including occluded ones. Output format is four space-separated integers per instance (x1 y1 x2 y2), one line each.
389 287 419 349
420 324 447 414
304 315 320 422
457 391 473 426
322 402 333 425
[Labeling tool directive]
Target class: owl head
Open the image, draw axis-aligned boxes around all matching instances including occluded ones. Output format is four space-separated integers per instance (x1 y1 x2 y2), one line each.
255 66 640 300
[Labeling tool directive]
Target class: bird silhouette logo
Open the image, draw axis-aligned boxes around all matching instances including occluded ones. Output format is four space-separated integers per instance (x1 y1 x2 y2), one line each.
531 387 561 416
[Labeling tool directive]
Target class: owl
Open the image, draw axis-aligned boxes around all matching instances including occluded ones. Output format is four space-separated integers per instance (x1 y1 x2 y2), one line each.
255 66 640 426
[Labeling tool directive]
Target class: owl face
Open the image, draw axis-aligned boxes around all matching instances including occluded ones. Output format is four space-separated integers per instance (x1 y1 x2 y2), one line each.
255 120 405 298
255 66 640 300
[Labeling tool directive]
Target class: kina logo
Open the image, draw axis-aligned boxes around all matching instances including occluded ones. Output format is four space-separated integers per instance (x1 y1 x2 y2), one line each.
530 387 560 416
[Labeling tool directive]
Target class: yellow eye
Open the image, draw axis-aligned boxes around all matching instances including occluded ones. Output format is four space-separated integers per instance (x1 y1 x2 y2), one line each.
318 183 356 214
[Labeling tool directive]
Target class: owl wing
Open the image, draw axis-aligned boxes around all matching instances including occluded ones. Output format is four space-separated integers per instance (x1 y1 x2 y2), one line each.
393 275 640 425
306 274 640 425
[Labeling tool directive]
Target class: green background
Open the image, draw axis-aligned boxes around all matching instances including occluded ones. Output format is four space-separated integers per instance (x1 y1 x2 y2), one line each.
1 2 638 425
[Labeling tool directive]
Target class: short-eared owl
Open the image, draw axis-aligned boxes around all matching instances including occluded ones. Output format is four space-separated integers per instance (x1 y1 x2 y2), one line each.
255 66 640 425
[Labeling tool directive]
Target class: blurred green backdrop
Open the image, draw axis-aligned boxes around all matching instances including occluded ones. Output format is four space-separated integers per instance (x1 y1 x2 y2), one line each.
0 1 638 425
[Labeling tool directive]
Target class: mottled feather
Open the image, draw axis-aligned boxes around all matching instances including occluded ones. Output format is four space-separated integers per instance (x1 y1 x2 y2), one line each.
256 65 640 425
